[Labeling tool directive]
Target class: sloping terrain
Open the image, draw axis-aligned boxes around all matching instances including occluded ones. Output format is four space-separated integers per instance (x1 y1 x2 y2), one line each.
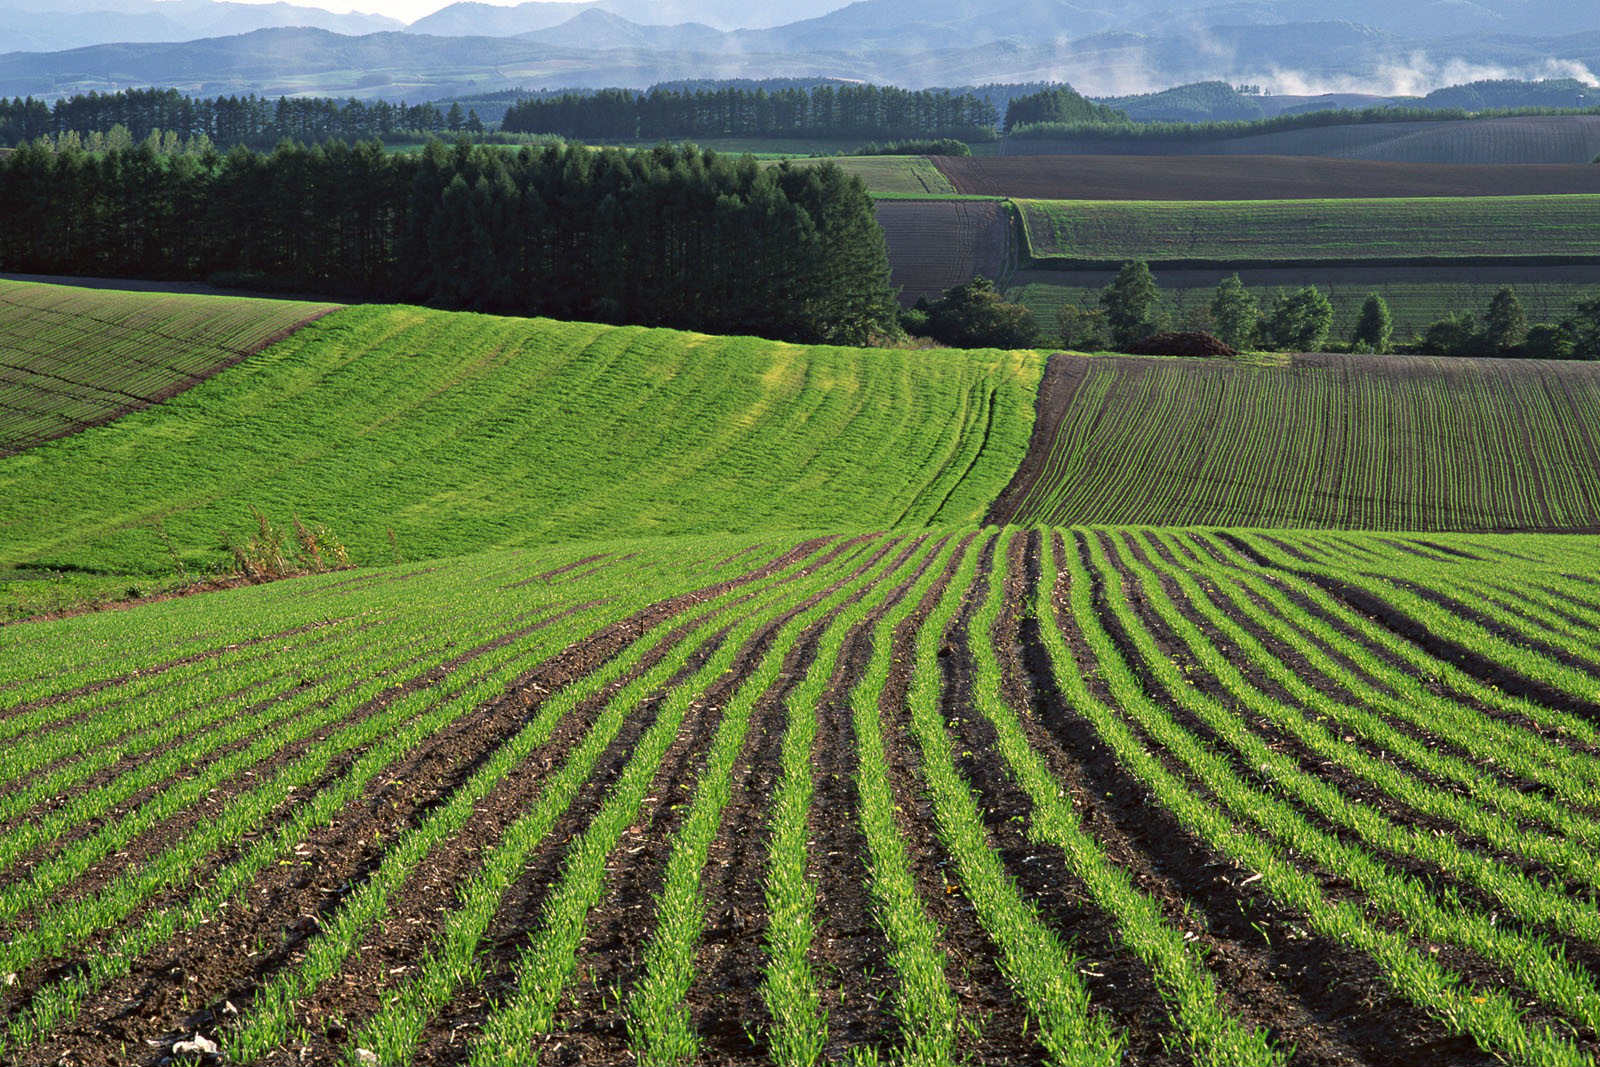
938 153 1600 201
875 199 1016 304
0 293 1039 582
991 352 1600 530
7 526 1600 1066
0 280 335 455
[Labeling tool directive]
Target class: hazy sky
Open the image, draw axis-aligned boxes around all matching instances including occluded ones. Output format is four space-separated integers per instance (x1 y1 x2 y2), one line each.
228 0 486 20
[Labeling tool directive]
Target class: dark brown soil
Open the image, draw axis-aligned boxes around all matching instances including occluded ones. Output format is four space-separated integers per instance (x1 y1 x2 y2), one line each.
9 539 840 1065
1055 531 1489 1066
935 153 1600 200
986 353 1087 526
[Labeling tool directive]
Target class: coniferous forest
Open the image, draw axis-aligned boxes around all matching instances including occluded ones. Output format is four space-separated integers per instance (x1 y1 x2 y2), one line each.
501 85 999 141
0 139 898 344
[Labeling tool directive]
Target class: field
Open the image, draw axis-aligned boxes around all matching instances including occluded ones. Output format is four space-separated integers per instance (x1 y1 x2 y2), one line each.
991 352 1600 529
0 280 334 455
0 287 1037 598
1001 115 1600 164
936 153 1600 201
7 283 1600 1066
1016 194 1600 265
7 524 1600 1065
774 155 961 195
875 200 1016 304
1008 264 1600 342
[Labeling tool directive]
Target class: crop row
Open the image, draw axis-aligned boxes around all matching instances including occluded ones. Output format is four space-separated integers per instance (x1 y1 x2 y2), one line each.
997 353 1600 531
5 527 1600 1063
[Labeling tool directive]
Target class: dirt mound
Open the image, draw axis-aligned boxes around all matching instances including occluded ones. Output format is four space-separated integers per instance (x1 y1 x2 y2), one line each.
1124 331 1237 357
934 153 1600 201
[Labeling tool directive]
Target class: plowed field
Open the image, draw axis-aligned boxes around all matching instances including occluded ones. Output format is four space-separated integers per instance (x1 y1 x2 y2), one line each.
6 527 1600 1066
0 280 334 455
936 153 1600 200
991 352 1600 530
874 199 1016 304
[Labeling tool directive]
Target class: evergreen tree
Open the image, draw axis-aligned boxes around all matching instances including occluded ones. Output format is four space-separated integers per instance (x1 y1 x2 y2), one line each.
1351 293 1393 353
1100 261 1163 349
1484 286 1527 352
1208 273 1258 350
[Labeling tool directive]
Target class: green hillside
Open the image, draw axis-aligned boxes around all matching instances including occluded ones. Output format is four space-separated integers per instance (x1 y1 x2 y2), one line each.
1018 195 1600 265
992 352 1600 531
0 281 334 454
0 295 1039 595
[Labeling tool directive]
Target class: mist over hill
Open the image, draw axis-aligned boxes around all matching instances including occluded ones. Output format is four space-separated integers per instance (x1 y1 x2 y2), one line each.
0 0 1594 104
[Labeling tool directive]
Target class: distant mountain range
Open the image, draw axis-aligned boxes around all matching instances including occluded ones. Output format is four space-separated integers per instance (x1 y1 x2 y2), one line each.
0 0 401 54
0 0 1595 103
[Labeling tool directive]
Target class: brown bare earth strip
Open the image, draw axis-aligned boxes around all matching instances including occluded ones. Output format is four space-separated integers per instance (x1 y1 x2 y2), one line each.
506 554 610 588
1063 529 1492 1065
0 607 583 926
0 617 395 836
807 537 946 1061
264 620 743 1067
984 353 1087 526
510 537 917 1067
1202 538 1600 760
933 153 1600 200
937 534 1173 1063
1098 532 1600 1040
858 532 1042 1064
11 542 838 1059
276 537 868 1066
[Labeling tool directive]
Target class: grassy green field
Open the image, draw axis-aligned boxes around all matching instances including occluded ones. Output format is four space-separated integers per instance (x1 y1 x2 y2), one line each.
788 155 959 195
0 281 333 455
0 294 1038 604
6 282 1600 1065
1017 194 1600 264
1009 267 1600 341
991 352 1600 530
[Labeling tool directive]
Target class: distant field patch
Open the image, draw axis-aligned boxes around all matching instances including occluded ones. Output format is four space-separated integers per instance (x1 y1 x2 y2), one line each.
999 115 1600 164
819 155 959 195
1008 264 1600 340
0 297 1039 586
992 352 1600 530
0 280 334 455
1017 194 1600 265
875 199 1015 304
936 153 1600 200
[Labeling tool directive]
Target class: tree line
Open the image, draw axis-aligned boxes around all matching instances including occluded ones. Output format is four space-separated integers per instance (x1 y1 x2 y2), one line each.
0 89 478 149
501 84 999 142
0 138 898 345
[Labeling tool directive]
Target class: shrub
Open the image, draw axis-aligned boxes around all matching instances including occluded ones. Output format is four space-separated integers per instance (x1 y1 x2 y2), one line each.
924 278 1040 349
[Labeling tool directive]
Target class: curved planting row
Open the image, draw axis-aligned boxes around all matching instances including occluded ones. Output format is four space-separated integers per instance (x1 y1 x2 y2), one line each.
4 525 1599 1064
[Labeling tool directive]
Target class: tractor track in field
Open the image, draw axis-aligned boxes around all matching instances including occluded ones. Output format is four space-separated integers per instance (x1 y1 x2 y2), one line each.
1058 531 1481 1066
7 541 841 1063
